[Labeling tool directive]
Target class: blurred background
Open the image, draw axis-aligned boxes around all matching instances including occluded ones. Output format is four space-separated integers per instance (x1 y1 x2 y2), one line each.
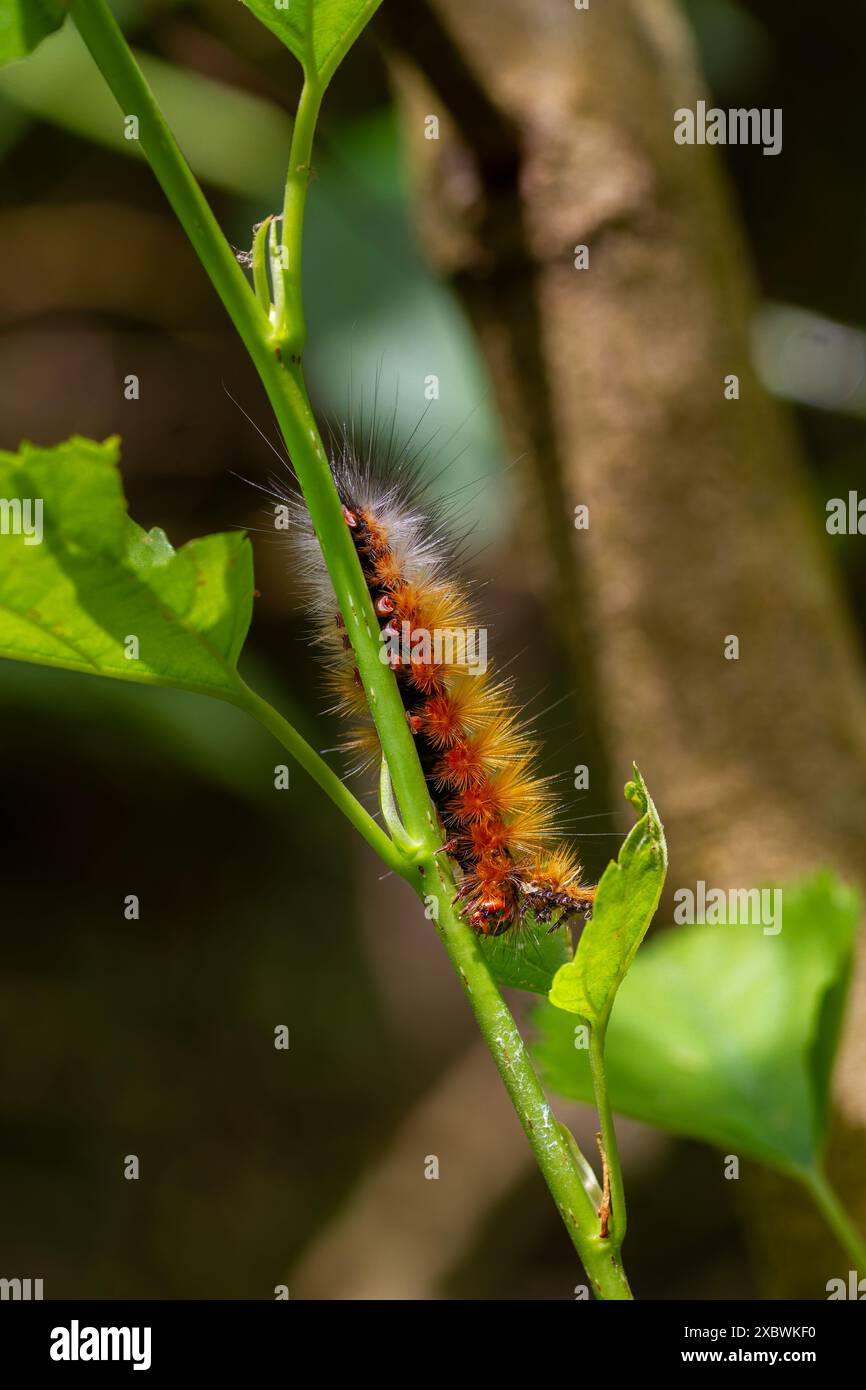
1 0 865 1298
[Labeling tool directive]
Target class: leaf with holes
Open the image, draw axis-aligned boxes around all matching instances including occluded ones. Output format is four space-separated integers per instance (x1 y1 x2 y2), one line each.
0 436 252 698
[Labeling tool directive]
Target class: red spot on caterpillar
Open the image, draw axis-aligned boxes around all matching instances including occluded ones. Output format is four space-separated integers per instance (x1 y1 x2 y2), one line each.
407 713 423 734
376 594 395 616
342 506 358 528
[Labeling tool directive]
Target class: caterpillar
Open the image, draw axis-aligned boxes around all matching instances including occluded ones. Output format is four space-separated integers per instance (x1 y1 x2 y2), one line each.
287 420 595 937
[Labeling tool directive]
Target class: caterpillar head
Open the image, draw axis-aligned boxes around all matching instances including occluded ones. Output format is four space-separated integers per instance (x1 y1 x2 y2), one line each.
469 894 513 936
521 882 595 932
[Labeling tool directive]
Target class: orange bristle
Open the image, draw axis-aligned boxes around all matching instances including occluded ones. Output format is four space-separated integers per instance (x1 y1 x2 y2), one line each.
467 817 511 857
449 780 502 824
422 692 465 748
437 736 488 789
357 510 389 556
374 554 404 590
290 431 595 936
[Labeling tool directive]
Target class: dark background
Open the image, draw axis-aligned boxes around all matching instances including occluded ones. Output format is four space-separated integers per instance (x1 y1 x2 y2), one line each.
0 0 863 1298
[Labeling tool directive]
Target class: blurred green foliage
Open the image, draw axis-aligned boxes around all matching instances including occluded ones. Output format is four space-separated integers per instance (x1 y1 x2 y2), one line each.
534 873 860 1175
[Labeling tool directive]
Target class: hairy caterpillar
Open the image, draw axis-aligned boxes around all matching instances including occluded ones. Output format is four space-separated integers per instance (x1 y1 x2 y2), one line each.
287 419 595 937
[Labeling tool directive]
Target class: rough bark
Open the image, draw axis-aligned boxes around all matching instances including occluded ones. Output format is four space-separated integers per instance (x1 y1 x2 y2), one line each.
382 0 866 1294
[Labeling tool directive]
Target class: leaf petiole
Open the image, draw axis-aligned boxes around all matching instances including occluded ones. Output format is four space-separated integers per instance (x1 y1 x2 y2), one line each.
228 678 410 880
589 1022 627 1245
801 1166 866 1273
251 215 273 316
379 757 422 858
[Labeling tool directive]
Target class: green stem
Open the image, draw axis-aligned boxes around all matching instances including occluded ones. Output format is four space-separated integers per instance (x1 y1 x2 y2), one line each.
229 679 408 881
268 218 286 337
70 0 269 363
278 78 323 357
259 361 442 851
589 1024 627 1246
802 1167 866 1271
71 0 633 1297
413 849 632 1299
70 0 438 851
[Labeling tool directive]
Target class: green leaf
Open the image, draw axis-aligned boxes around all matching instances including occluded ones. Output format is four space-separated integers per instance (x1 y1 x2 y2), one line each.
240 0 382 84
0 436 253 698
0 0 68 65
476 922 572 996
533 872 860 1174
548 765 667 1026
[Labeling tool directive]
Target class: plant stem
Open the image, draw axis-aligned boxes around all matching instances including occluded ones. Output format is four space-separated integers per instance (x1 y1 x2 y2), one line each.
71 0 634 1296
258 360 442 849
70 0 268 363
802 1167 866 1271
278 79 323 357
71 0 438 850
230 679 408 880
589 1024 627 1247
412 848 632 1300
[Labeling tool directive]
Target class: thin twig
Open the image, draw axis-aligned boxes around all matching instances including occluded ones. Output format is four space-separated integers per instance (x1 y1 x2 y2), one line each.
596 1131 611 1239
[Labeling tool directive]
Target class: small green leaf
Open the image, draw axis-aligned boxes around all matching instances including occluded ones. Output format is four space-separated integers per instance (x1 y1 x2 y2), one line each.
548 765 667 1025
0 436 252 698
533 872 860 1174
476 923 572 996
240 0 382 85
0 0 68 65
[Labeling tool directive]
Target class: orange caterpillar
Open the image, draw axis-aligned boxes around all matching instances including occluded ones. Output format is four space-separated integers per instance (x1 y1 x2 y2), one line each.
292 428 595 936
